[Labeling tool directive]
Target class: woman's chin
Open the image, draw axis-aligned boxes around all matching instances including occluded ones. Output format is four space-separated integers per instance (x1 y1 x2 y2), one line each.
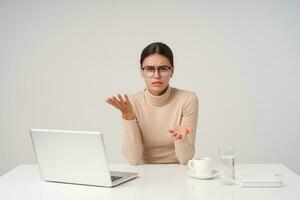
149 85 167 95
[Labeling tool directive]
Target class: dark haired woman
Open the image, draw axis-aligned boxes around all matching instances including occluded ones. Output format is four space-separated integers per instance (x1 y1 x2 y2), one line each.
106 42 198 165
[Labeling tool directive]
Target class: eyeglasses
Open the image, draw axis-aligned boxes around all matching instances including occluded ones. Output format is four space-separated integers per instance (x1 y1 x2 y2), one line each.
141 65 173 78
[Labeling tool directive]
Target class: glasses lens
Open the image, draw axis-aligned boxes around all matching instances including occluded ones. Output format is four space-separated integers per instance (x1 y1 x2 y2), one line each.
159 67 170 76
144 66 155 77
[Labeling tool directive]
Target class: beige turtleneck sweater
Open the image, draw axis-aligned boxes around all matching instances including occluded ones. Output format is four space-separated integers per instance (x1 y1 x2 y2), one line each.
122 86 198 165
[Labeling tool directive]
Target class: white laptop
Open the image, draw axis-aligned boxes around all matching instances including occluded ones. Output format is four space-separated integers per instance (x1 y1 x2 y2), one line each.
30 128 138 187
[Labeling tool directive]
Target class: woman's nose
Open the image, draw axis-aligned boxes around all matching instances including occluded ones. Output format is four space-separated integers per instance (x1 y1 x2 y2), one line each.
153 69 161 78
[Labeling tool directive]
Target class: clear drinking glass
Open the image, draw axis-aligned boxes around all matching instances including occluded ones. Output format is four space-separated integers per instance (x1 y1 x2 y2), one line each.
219 147 236 185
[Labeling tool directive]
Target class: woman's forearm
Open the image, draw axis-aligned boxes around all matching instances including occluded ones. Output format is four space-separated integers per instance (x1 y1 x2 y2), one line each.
174 139 195 164
122 119 144 165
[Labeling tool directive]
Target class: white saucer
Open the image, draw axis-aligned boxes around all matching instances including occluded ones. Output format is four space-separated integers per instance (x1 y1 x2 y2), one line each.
188 170 219 179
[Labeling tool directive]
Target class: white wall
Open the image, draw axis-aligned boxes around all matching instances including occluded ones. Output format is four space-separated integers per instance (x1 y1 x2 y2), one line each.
1 0 299 176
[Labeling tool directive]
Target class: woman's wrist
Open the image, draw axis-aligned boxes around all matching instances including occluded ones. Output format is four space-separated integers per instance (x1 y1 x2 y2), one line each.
122 112 136 120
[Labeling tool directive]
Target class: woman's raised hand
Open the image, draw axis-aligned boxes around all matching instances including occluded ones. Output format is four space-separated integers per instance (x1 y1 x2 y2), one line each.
105 94 136 120
169 126 193 142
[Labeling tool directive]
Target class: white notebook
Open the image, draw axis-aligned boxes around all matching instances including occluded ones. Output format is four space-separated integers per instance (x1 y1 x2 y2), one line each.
238 173 283 188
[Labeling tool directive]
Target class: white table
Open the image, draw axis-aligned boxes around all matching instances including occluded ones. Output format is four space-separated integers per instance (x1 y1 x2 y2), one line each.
0 164 299 200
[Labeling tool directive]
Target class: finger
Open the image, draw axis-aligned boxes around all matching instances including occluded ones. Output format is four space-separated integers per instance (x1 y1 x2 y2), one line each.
112 96 121 105
106 98 122 110
124 94 132 105
112 96 122 109
106 98 116 106
175 134 182 140
170 129 180 137
172 133 177 141
118 94 125 104
186 127 193 134
171 129 180 138
105 98 112 103
117 94 127 108
178 126 193 135
168 128 175 133
175 126 186 137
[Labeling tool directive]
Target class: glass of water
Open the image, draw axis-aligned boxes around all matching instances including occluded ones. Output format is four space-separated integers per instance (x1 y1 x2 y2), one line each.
219 147 236 185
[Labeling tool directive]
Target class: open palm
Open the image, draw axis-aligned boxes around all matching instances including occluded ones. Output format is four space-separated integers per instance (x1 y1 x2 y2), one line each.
169 126 193 141
106 94 135 120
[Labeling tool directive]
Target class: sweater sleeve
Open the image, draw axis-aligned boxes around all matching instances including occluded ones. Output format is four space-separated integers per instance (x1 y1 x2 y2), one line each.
174 93 199 164
121 97 144 165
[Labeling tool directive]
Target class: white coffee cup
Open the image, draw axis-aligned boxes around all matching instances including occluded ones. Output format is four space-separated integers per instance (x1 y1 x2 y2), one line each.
188 157 212 176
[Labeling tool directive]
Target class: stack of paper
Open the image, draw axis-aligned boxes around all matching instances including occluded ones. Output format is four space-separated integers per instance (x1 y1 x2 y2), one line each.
238 173 283 188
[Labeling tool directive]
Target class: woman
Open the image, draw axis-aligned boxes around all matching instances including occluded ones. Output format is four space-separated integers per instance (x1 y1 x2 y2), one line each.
106 42 198 165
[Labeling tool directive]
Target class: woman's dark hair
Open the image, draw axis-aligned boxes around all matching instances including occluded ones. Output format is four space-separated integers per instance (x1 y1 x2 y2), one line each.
140 42 174 67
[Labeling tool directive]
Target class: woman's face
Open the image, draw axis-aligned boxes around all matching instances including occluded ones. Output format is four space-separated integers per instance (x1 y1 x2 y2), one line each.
141 53 173 96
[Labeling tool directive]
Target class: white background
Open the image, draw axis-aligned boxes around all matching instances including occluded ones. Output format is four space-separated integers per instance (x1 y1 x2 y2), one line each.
0 0 299 176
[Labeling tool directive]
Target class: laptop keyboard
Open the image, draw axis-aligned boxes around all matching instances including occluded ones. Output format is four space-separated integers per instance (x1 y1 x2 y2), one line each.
111 175 122 182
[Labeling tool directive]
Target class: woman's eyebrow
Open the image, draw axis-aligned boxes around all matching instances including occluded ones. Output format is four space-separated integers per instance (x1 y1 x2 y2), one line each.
144 65 170 68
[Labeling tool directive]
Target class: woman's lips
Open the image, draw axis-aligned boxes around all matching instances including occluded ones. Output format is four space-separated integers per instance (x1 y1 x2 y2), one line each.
152 81 163 85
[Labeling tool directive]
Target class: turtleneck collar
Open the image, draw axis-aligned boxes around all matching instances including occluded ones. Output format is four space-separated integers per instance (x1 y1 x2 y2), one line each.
144 86 173 106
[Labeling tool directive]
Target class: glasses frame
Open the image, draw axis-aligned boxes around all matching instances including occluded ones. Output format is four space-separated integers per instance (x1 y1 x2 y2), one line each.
141 65 173 78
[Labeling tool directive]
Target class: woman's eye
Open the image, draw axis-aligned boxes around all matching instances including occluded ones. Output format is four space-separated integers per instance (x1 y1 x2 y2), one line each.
160 67 169 72
145 67 155 71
